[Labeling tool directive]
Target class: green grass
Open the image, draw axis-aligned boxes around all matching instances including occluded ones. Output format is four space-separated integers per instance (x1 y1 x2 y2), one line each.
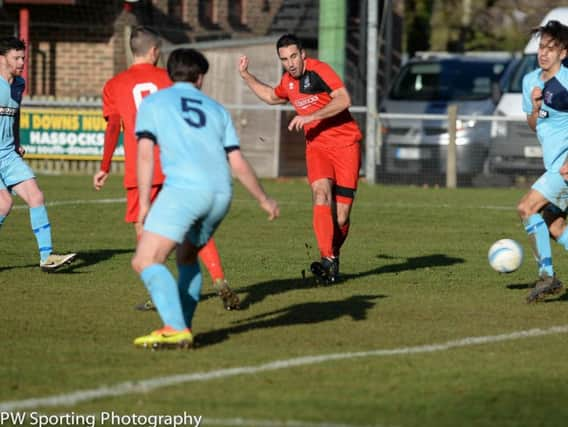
1 175 568 427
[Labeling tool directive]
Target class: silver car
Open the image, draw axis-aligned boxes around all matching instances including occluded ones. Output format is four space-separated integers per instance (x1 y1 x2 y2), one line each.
379 54 512 183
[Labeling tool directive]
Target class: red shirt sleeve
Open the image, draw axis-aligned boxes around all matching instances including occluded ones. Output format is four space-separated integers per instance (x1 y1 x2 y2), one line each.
313 60 345 92
274 75 289 100
102 79 117 119
100 114 121 173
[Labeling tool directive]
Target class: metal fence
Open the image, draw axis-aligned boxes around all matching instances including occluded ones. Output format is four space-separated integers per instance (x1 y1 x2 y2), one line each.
20 99 538 187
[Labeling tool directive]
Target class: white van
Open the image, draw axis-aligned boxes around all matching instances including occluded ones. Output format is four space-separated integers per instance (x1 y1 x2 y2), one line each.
488 7 568 175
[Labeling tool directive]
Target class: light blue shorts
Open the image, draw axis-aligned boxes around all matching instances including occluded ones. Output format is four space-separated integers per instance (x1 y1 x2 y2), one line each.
532 170 568 211
143 185 231 246
0 151 35 191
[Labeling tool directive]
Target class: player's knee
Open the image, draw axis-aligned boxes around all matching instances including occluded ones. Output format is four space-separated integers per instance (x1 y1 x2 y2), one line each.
312 189 331 205
131 253 150 274
549 222 564 240
517 201 531 220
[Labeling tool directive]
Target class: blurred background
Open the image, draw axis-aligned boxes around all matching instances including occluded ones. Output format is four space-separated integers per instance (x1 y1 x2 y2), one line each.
0 0 565 186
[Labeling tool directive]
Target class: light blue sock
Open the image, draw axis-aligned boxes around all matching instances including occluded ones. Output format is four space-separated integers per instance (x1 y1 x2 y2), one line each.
557 227 568 251
30 205 52 262
525 213 554 277
177 263 202 329
0 214 5 230
140 264 187 331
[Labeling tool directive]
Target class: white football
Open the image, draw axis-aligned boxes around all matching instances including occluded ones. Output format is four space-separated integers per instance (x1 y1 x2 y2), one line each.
488 239 524 273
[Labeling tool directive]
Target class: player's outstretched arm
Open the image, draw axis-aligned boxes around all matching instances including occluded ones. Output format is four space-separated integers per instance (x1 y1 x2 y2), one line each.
94 114 121 191
228 149 279 220
238 55 287 106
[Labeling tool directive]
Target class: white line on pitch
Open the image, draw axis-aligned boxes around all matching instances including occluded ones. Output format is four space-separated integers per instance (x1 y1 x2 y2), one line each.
13 198 126 210
0 325 567 412
13 197 515 211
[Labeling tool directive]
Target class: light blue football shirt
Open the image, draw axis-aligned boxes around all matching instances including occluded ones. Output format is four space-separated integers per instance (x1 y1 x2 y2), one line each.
522 65 568 171
0 76 18 159
135 82 238 193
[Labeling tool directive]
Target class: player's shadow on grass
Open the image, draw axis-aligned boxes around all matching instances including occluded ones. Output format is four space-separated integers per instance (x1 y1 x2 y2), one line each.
0 249 133 273
0 263 38 272
506 282 534 290
212 253 465 308
58 248 134 273
345 253 466 279
544 291 568 303
194 294 385 348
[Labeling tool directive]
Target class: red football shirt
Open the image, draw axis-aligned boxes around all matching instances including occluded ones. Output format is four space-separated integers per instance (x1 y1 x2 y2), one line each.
274 57 362 147
102 63 171 188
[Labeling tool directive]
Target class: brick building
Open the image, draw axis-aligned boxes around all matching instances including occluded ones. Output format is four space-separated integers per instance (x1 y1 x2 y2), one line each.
0 0 285 98
0 0 402 177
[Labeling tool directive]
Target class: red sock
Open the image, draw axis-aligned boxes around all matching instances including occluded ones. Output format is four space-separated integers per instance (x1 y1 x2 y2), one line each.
198 238 224 282
333 221 350 257
313 205 334 258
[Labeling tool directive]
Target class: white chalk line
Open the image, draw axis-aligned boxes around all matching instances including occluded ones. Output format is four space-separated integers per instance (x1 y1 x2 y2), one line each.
12 197 515 211
1 325 567 412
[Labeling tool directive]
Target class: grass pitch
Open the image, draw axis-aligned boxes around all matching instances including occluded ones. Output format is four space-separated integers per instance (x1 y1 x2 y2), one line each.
1 175 568 427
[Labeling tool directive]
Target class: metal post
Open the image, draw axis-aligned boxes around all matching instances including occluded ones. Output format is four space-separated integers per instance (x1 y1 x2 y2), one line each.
446 104 458 188
365 0 378 184
19 7 29 95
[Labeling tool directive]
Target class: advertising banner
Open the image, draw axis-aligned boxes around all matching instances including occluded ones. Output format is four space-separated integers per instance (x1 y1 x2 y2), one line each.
19 108 124 160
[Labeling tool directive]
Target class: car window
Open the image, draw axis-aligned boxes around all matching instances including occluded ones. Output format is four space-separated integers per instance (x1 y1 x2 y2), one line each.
507 54 568 93
507 54 538 93
389 58 509 101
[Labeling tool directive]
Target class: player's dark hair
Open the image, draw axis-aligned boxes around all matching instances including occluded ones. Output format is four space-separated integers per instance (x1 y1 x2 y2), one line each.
167 48 209 83
276 33 303 52
531 20 568 49
0 37 25 56
130 26 161 56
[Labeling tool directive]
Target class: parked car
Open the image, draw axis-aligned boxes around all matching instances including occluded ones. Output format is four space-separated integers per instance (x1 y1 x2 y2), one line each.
379 53 513 183
489 7 568 177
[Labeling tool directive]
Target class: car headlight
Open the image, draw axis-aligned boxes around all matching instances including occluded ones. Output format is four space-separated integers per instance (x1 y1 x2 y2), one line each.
456 119 476 130
491 111 507 138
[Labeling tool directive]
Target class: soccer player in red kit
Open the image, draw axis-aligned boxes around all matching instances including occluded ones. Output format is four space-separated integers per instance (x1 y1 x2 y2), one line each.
94 26 240 309
239 33 361 283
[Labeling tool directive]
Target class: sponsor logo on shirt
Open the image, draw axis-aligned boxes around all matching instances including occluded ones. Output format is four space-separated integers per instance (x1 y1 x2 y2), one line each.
294 95 319 109
0 106 17 116
538 109 549 119
288 82 294 90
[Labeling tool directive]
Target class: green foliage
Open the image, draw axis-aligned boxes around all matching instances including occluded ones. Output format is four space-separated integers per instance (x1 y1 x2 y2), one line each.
405 0 434 55
412 0 543 52
2 176 568 426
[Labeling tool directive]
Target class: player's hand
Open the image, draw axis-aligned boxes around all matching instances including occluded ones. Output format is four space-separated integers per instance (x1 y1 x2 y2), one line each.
288 114 314 132
93 170 109 191
238 55 249 77
531 87 543 113
561 159 568 181
260 197 280 221
16 146 25 157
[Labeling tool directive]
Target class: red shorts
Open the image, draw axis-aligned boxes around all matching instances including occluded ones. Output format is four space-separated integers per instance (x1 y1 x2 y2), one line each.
125 185 162 223
306 142 361 204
